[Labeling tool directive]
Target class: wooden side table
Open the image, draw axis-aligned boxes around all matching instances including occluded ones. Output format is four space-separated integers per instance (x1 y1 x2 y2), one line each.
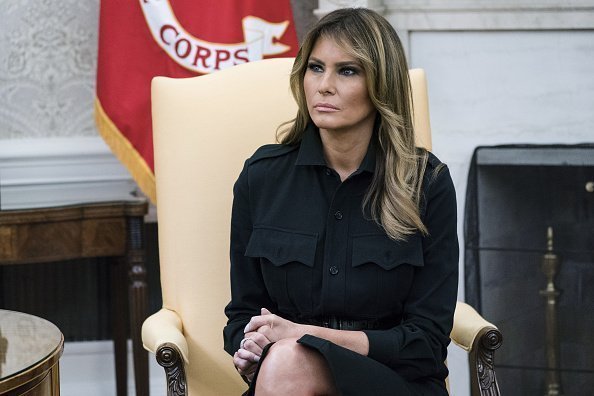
0 310 64 395
0 201 149 396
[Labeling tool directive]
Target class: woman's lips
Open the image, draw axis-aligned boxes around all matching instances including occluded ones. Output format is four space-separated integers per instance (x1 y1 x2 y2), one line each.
314 103 339 112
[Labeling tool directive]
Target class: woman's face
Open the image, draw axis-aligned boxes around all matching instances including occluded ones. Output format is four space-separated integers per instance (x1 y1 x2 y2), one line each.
304 36 376 134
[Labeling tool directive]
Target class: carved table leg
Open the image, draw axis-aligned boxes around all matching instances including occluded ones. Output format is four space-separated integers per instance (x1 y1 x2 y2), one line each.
127 215 150 396
110 256 129 396
156 343 187 396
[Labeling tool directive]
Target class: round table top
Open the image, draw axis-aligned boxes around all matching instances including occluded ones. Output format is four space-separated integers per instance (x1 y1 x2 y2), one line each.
0 309 64 392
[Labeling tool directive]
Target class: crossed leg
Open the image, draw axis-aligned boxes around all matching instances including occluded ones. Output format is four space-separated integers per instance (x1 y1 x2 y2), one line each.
254 338 340 396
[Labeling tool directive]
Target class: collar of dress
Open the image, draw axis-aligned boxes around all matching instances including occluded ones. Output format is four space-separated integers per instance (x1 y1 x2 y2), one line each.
294 122 377 174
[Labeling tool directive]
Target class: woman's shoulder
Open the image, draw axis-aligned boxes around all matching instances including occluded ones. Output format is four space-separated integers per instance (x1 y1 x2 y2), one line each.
417 150 455 216
420 149 446 171
419 149 454 192
247 143 299 166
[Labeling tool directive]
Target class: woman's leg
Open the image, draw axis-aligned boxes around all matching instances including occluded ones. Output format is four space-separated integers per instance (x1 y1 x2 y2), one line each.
255 338 340 396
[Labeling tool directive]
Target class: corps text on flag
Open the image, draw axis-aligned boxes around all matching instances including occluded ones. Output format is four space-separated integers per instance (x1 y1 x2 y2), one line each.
95 0 298 202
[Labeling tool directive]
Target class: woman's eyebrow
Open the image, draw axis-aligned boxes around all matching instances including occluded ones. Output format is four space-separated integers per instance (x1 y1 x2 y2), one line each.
308 57 360 67
335 61 360 67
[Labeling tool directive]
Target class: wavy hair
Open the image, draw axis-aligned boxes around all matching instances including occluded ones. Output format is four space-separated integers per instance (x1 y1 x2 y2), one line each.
277 8 429 240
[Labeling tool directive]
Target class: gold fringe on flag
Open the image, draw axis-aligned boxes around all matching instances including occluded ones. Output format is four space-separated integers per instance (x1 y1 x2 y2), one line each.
94 98 157 204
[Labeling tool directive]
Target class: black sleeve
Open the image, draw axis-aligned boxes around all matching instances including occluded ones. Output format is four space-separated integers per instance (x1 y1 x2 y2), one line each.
223 160 276 356
363 166 459 381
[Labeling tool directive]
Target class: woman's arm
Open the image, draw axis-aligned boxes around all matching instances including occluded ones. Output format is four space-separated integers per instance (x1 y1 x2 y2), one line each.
224 161 277 377
362 164 459 380
245 308 370 356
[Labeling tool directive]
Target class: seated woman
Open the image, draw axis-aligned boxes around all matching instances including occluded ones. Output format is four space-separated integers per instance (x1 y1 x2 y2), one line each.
223 7 458 396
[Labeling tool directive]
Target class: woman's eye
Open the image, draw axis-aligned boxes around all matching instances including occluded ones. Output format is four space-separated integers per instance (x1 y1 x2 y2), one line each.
340 67 358 76
307 63 323 73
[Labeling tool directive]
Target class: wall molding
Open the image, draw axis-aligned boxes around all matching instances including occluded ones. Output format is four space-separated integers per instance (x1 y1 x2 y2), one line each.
383 0 594 11
314 1 594 56
315 0 386 17
383 0 594 31
316 0 594 28
0 137 140 211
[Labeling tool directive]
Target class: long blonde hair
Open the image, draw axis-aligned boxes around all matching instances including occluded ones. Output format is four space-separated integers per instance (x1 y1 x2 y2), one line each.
278 8 429 240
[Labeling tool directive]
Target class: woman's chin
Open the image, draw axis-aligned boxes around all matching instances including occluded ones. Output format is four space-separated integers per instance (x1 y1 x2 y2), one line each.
310 118 343 131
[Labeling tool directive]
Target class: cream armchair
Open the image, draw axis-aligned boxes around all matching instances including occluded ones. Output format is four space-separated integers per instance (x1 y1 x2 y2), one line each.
142 58 503 396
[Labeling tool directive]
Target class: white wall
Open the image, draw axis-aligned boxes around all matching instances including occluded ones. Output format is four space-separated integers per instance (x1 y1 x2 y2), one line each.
0 0 138 209
410 29 594 396
411 29 594 286
0 1 99 139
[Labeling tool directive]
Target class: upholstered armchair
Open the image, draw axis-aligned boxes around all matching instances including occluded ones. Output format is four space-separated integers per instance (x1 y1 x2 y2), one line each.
142 58 503 396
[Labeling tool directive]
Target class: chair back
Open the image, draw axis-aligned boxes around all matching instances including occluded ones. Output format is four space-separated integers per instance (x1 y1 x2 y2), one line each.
151 58 432 394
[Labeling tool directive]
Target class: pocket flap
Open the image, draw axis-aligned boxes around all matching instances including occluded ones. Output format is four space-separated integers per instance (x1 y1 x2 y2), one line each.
352 234 423 270
245 227 317 267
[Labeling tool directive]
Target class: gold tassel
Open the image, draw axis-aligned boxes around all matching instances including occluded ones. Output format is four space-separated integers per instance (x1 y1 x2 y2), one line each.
94 97 157 204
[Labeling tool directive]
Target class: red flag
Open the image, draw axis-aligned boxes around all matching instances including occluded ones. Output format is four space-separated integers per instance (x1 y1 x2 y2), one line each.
95 0 298 203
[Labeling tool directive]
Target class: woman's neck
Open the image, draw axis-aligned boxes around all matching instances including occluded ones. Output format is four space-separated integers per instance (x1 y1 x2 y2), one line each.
319 126 374 182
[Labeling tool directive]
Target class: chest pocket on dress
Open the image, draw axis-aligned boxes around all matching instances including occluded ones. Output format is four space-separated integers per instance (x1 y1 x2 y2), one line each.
348 234 424 316
245 226 318 314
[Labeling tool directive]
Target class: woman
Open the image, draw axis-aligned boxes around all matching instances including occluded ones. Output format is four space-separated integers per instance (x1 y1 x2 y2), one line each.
223 7 458 396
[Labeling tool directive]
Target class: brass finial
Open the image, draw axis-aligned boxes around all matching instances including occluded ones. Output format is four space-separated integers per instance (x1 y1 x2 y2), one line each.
541 226 563 396
547 226 553 252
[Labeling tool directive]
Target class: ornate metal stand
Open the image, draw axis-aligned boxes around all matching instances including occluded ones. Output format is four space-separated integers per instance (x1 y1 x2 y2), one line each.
540 227 564 396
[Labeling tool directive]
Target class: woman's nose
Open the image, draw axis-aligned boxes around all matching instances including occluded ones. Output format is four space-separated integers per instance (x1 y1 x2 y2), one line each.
318 73 335 95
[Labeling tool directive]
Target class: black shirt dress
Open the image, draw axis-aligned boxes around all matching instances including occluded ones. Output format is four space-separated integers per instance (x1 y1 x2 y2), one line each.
223 124 459 395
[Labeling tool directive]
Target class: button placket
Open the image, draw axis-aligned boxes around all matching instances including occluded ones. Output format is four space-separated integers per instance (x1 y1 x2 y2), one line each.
323 184 351 313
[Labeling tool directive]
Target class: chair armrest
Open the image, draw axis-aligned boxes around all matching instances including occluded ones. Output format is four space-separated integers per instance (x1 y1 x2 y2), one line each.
142 309 189 396
451 301 503 396
142 308 189 364
451 301 501 351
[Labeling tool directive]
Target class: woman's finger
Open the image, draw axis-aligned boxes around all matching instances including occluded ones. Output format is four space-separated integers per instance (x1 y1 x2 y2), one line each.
261 307 272 315
237 347 260 363
244 315 269 333
236 362 256 378
244 312 277 333
245 331 272 348
241 337 263 356
233 352 255 373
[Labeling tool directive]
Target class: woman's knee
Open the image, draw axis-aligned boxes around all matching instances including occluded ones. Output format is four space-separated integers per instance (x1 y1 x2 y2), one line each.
255 338 338 395
258 338 309 377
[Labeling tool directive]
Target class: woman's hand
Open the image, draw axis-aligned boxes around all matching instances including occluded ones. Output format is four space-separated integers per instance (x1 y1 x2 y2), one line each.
234 308 305 381
233 310 275 382
244 308 304 342
233 333 271 382
233 348 258 382
246 309 371 357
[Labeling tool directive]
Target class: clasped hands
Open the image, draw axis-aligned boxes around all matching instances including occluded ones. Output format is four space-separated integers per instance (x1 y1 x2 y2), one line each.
233 308 303 382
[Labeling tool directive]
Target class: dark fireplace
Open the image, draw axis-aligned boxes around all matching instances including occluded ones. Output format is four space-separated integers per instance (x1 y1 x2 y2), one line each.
464 145 594 396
